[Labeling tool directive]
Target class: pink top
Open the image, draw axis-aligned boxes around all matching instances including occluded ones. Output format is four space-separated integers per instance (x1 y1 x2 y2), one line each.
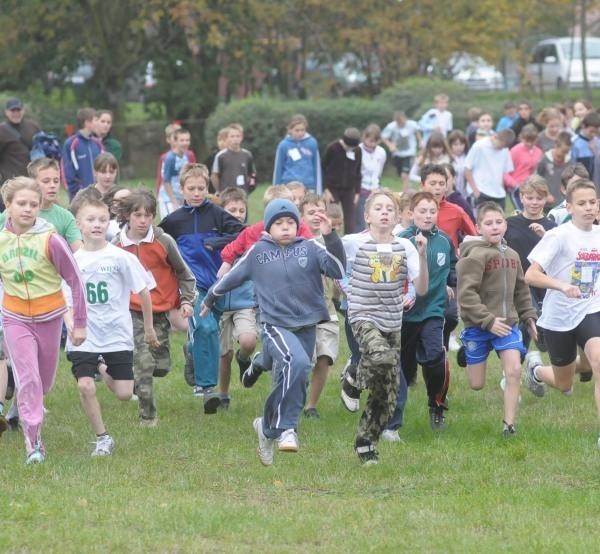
504 143 543 191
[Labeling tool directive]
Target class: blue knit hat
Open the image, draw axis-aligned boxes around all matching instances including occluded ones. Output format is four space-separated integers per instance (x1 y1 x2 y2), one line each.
264 198 300 232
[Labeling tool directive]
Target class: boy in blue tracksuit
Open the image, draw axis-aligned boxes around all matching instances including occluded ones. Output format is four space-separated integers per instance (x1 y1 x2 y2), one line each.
159 164 244 413
272 114 322 193
61 107 104 200
202 198 345 465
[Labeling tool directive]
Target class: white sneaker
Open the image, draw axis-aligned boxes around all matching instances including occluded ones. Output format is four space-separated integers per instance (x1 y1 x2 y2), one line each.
277 429 299 452
448 333 461 352
26 443 45 465
253 418 274 466
380 429 402 442
92 434 115 457
524 351 545 397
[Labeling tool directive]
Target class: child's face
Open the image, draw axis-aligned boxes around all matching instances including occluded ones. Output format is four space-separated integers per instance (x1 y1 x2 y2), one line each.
450 140 465 157
227 130 242 150
581 125 598 139
477 209 506 245
7 189 41 231
554 142 570 159
301 201 326 234
478 114 493 131
223 199 247 223
518 104 532 119
421 173 447 203
567 187 598 227
574 102 589 119
362 136 378 149
330 216 343 233
95 113 112 138
429 145 444 158
128 207 153 240
269 217 298 246
182 176 208 207
491 136 508 150
77 204 110 242
36 167 60 205
95 165 118 192
520 192 546 218
398 206 412 227
365 194 396 232
435 98 448 111
411 199 438 231
545 118 562 138
289 124 306 141
175 133 191 153
505 106 517 117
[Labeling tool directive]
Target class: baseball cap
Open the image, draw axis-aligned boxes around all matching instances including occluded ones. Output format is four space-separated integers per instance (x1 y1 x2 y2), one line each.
5 98 23 110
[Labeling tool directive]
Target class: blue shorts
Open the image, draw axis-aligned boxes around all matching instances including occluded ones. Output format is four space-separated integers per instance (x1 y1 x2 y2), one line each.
460 325 526 365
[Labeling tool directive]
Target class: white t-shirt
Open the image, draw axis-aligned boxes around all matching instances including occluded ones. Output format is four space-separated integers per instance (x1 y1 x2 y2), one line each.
464 137 513 198
359 143 387 191
67 243 149 352
528 222 600 331
381 120 420 157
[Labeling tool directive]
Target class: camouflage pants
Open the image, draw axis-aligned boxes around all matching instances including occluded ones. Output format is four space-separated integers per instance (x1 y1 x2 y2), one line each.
352 321 401 443
132 311 171 420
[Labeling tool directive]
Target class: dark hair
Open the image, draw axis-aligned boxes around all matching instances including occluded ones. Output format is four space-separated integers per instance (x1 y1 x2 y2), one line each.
555 131 572 147
476 201 505 224
520 123 539 142
219 187 248 208
420 163 447 184
76 107 96 129
409 191 438 210
582 112 600 129
560 163 589 188
447 130 467 146
495 128 515 147
120 189 157 219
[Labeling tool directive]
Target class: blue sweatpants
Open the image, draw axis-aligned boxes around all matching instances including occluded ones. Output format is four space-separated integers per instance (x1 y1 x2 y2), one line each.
189 289 222 388
260 323 315 440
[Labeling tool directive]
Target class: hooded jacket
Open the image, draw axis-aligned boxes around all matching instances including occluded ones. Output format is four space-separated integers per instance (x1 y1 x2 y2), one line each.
457 237 536 331
272 133 322 192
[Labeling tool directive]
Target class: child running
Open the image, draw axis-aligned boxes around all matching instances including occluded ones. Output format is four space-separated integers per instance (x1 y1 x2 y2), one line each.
201 198 345 465
457 202 538 437
67 195 159 455
344 189 428 464
114 189 196 426
524 179 600 447
0 177 87 464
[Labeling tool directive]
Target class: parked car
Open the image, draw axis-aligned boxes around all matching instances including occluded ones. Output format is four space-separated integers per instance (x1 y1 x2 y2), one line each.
439 52 504 91
526 37 600 89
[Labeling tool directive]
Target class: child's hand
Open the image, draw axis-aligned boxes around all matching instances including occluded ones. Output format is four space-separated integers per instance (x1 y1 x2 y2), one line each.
70 327 87 347
526 318 538 342
446 286 455 301
490 317 511 337
200 303 210 318
145 328 160 348
217 262 232 279
529 222 546 237
180 303 194 318
560 283 582 298
415 232 428 255
316 212 333 235
402 296 416 310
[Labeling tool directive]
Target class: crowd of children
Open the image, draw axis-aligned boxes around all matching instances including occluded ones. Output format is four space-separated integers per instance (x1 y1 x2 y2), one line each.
1 94 600 469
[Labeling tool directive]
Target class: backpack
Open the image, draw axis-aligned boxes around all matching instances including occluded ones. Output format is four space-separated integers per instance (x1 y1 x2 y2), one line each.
30 131 62 161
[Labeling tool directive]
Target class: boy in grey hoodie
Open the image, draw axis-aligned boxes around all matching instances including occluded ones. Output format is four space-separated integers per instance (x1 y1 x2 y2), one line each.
201 199 345 465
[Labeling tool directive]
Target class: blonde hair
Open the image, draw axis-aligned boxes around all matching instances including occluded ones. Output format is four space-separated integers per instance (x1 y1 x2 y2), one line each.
217 127 229 141
287 114 308 130
2 176 41 206
566 179 597 202
27 157 60 178
263 185 294 206
326 202 343 220
179 163 209 187
365 188 398 214
395 190 415 213
228 123 244 134
519 175 549 197
286 181 306 193
164 123 181 140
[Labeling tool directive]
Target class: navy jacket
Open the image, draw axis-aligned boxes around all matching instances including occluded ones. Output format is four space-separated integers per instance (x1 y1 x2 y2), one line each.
159 200 244 291
205 233 345 328
61 131 103 197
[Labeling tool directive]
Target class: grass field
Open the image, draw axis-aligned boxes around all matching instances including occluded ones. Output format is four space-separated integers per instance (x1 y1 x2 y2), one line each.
2 179 599 552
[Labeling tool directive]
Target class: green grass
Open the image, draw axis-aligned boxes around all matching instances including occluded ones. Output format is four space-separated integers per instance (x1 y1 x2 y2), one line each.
2 180 597 552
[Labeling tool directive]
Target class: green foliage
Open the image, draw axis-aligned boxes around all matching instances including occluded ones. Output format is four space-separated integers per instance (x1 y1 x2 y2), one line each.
205 98 391 178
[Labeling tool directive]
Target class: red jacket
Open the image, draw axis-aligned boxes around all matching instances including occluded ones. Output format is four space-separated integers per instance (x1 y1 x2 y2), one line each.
437 199 477 253
221 220 313 264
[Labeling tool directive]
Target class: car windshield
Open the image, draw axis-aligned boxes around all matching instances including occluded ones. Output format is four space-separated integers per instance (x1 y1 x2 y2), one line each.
561 41 600 59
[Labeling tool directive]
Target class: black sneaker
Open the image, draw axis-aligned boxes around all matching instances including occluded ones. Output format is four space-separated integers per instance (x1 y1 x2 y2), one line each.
236 350 252 383
502 421 516 438
429 406 446 430
303 407 320 419
203 389 221 415
580 371 593 383
457 346 467 368
355 438 379 465
241 352 265 388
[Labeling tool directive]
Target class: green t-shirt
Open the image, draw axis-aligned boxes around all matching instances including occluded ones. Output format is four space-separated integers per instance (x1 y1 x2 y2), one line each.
0 203 82 245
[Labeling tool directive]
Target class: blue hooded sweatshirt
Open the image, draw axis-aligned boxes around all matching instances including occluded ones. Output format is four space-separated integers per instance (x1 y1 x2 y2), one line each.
272 133 322 193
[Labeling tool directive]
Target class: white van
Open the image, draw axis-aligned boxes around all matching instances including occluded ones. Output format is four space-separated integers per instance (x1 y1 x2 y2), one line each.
527 37 600 89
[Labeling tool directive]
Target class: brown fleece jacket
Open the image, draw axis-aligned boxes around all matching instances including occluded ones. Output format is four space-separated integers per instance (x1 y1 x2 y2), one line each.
457 237 537 331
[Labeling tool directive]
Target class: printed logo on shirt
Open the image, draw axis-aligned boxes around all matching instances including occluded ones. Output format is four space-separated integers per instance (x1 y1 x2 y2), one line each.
298 256 307 268
437 253 446 266
368 252 403 283
256 245 308 265
571 258 600 298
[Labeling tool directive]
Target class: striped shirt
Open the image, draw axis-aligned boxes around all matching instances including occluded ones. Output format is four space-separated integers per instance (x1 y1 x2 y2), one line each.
344 233 420 333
